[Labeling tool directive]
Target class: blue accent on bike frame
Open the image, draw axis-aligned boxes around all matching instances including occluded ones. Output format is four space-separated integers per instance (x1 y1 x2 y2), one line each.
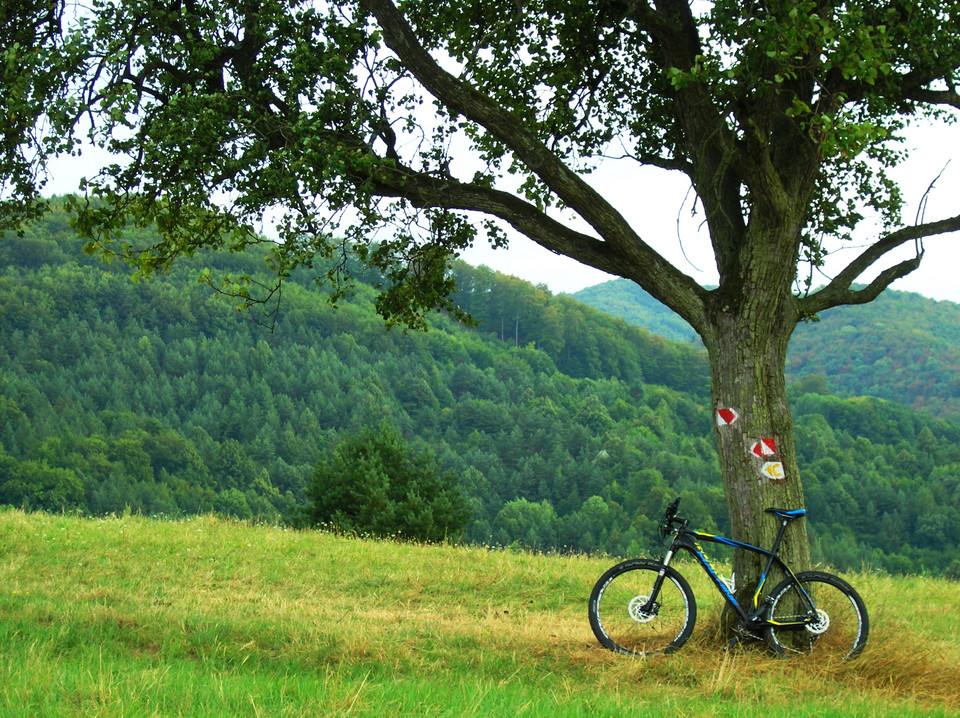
689 531 780 612
692 531 774 557
692 545 737 603
754 570 769 606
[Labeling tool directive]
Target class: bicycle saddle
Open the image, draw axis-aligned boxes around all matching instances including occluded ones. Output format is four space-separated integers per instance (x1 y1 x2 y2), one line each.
764 507 806 520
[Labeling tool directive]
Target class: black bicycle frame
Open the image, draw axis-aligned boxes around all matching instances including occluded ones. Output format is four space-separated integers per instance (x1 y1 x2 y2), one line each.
646 518 814 629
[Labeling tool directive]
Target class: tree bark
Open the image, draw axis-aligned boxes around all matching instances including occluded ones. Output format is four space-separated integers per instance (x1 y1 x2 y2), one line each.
701 278 810 616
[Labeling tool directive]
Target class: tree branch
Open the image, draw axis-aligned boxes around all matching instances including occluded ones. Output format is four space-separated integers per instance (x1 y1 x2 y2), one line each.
364 162 679 295
358 0 608 223
801 213 960 314
357 0 708 328
627 0 748 280
622 0 682 40
607 148 694 174
903 87 960 111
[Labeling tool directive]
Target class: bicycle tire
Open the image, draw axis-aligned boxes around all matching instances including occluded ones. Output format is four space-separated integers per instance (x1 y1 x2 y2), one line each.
588 558 697 656
765 571 869 660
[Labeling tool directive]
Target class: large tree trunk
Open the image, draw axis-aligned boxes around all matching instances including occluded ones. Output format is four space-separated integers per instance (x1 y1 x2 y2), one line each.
700 285 810 617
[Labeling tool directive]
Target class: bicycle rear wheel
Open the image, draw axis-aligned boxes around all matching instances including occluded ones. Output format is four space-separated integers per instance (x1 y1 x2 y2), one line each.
765 571 868 660
588 558 696 656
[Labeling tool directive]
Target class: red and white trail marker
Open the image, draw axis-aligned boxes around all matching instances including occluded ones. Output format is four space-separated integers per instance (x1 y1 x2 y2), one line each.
716 408 739 426
750 438 777 457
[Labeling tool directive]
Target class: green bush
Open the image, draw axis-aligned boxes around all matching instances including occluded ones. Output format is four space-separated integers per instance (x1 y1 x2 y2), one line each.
298 424 469 542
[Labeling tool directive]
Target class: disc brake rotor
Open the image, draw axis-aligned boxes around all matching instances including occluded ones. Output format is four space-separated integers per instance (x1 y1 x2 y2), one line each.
806 608 830 635
628 595 656 623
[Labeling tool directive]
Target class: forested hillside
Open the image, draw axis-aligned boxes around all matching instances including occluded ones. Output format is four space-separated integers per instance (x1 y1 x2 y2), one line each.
1 202 958 576
573 278 960 422
788 292 960 422
567 279 700 344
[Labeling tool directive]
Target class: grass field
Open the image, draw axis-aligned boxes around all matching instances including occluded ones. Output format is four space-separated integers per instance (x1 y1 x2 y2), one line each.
1 509 957 717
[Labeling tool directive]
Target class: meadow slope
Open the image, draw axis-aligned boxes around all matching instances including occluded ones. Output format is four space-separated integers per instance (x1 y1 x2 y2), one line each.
1 511 957 717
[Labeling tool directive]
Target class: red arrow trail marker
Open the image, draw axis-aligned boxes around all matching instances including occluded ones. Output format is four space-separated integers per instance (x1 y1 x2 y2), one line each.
716 408 739 426
750 438 776 457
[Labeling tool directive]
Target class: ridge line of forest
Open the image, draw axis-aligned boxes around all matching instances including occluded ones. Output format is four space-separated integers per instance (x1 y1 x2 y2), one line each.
572 278 960 422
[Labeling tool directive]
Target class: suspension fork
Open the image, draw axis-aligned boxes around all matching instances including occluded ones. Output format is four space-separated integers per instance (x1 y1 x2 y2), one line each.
639 547 678 614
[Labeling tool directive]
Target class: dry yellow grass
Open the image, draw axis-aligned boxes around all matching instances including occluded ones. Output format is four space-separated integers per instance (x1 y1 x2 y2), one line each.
1 509 957 717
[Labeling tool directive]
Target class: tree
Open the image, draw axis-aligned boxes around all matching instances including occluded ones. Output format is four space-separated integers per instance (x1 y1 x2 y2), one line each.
298 424 469 542
0 458 84 512
0 0 81 234
4 0 960 602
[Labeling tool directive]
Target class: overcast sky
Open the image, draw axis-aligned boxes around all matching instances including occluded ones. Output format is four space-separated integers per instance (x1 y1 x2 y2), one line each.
461 121 960 304
43 120 958 305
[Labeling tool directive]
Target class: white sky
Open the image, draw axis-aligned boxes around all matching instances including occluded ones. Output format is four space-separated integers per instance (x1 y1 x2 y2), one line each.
461 121 960 302
42 121 958 304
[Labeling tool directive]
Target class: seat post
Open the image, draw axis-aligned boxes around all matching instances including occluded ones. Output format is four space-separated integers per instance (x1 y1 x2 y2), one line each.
768 518 790 555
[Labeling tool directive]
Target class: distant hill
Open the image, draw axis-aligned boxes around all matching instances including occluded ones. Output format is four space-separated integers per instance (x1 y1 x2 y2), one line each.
789 291 960 421
2 201 960 576
573 278 960 422
569 279 699 344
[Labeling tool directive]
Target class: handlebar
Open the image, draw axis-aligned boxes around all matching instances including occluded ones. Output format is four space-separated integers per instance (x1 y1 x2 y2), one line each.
664 497 681 520
658 497 688 539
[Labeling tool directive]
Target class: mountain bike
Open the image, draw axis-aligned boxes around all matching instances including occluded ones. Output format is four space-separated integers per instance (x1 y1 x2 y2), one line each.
588 497 868 659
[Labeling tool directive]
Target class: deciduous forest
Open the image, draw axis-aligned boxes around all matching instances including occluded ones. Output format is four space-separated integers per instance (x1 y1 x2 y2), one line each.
1 202 958 577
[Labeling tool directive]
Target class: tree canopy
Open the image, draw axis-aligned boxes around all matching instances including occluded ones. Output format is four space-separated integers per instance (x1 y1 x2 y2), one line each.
2 0 956 321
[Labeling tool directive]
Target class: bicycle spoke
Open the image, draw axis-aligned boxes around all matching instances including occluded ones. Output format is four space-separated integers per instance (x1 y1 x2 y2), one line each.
589 559 696 656
766 572 868 660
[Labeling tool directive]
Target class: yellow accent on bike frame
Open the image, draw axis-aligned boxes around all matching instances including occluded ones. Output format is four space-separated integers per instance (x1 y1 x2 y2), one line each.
696 531 764 610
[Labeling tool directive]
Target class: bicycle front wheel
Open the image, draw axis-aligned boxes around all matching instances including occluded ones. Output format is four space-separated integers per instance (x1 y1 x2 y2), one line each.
588 558 697 656
765 571 868 660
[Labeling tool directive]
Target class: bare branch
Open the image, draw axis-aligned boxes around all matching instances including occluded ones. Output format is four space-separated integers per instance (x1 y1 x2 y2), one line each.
604 148 694 174
801 213 960 314
917 162 950 226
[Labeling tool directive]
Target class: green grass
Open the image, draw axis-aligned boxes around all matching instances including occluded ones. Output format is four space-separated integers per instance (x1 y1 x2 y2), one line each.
1 509 957 717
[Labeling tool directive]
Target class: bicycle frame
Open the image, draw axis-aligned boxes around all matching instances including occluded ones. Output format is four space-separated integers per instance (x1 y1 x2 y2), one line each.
648 518 815 630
